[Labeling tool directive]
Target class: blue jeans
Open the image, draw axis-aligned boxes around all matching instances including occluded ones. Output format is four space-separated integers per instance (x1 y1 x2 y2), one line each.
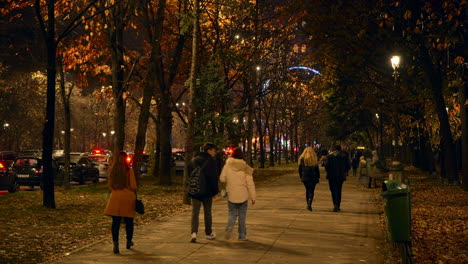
226 201 248 239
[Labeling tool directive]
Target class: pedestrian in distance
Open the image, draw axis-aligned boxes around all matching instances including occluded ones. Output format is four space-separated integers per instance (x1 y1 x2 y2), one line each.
368 150 379 188
351 149 361 178
220 147 256 241
298 146 320 211
358 156 367 180
188 143 220 243
104 151 137 254
324 145 351 212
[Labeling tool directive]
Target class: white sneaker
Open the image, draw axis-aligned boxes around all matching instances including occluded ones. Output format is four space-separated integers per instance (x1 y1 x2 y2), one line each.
190 232 197 243
206 232 216 240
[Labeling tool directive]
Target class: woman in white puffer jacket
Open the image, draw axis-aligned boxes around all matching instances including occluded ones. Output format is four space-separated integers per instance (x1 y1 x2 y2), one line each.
219 147 256 241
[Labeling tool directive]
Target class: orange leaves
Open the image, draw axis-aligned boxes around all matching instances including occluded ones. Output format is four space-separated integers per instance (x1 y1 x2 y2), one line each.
453 56 464 65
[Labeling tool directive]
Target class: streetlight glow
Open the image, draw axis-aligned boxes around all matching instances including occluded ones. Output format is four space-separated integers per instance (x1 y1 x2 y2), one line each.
391 55 400 70
256 66 261 71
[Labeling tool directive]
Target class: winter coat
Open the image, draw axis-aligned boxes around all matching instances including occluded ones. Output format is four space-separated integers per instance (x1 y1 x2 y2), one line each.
104 168 137 218
219 157 256 203
325 151 351 182
298 162 320 183
189 152 220 200
358 158 367 176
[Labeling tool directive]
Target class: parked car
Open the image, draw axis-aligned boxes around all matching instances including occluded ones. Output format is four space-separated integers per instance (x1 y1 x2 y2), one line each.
18 149 42 157
0 159 19 193
87 154 112 178
0 151 18 167
12 156 63 188
56 154 99 184
172 152 185 172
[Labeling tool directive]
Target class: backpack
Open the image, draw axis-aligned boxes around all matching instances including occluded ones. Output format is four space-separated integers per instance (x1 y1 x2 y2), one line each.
188 158 209 199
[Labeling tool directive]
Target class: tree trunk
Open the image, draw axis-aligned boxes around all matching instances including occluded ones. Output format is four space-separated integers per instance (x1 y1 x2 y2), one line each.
58 62 71 189
159 96 172 185
460 81 468 190
183 0 200 204
256 100 265 169
40 1 57 209
424 57 458 183
134 0 168 181
245 79 255 166
109 2 127 154
153 110 161 178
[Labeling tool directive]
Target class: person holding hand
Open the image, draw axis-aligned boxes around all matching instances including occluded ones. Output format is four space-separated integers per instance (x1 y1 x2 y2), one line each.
220 147 256 241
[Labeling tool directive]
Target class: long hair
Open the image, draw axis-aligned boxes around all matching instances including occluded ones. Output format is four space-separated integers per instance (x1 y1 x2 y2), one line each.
108 151 130 190
298 146 318 167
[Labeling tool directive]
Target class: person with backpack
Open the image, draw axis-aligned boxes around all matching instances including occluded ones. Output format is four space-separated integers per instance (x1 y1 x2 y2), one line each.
220 147 256 241
188 143 220 243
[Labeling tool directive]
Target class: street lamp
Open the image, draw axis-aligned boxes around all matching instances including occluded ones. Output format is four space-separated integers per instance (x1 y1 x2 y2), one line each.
391 55 400 79
390 55 401 160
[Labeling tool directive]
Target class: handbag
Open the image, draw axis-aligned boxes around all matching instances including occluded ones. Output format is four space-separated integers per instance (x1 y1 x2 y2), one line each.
135 193 145 214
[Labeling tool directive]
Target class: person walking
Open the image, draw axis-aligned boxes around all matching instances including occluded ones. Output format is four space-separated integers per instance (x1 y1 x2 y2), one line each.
188 143 220 243
358 156 368 181
104 151 137 254
351 149 361 178
220 147 256 241
324 145 351 212
298 146 320 211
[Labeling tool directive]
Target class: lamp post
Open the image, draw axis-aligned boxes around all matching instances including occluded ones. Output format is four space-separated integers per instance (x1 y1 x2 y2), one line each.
3 123 9 149
390 55 400 161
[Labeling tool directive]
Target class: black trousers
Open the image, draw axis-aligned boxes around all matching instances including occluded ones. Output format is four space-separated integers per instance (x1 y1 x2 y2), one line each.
111 216 134 242
302 181 317 205
328 180 344 209
191 198 213 235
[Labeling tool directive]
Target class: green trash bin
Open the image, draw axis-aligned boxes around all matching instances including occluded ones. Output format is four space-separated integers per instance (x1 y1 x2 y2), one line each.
382 180 411 242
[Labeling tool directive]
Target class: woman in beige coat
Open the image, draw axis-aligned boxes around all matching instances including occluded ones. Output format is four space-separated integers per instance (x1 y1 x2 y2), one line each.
220 148 256 241
104 151 137 254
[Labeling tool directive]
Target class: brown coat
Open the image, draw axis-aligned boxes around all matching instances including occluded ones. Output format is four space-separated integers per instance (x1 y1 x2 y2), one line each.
104 169 137 218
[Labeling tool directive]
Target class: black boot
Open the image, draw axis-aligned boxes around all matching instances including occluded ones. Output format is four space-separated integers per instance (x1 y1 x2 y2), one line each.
307 199 312 211
113 241 120 254
126 240 134 249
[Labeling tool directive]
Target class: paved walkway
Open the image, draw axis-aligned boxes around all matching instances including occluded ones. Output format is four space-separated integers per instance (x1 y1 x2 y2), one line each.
52 167 385 264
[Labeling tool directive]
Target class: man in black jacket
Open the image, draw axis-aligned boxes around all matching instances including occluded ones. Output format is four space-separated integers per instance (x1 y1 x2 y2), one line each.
188 143 220 243
325 145 351 212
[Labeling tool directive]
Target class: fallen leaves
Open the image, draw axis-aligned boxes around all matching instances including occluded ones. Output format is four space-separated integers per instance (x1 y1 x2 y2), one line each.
376 167 468 264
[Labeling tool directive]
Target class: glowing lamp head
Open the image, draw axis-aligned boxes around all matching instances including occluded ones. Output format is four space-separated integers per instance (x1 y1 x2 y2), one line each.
391 56 400 70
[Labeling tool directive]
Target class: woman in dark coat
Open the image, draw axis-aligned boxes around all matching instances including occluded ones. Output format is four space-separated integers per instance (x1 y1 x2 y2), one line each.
298 147 320 211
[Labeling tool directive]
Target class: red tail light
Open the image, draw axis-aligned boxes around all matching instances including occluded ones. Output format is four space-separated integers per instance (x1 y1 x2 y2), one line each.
35 166 43 174
0 162 5 172
126 156 132 164
93 149 102 155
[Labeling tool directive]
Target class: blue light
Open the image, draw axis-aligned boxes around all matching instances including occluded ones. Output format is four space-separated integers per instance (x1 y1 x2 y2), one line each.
263 79 271 90
287 66 321 75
